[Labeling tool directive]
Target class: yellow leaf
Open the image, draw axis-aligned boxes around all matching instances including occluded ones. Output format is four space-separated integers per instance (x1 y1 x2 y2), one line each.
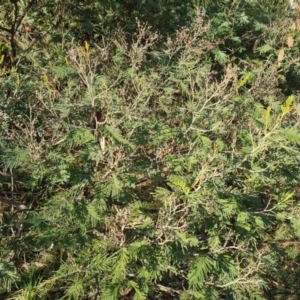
169 175 191 195
281 192 294 203
281 105 287 114
84 41 89 52
284 95 294 108
191 177 200 189
237 72 251 89
281 95 294 114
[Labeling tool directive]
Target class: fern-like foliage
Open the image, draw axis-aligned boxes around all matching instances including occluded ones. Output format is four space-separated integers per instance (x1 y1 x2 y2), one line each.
1 1 300 299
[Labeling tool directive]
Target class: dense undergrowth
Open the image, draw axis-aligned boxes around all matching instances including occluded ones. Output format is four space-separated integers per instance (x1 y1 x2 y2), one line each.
1 0 300 299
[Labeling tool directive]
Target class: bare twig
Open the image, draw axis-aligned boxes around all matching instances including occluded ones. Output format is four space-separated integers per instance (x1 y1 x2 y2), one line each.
0 196 27 209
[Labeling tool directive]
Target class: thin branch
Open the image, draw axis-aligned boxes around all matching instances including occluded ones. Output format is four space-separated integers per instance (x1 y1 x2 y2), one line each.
0 25 11 33
14 0 37 31
154 284 182 295
0 196 27 209
94 274 100 300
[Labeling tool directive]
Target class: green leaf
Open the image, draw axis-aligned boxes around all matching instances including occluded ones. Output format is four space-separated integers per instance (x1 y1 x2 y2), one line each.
108 173 123 199
64 280 84 299
63 128 95 149
256 44 273 54
200 135 212 146
112 247 129 283
281 128 300 143
1 147 30 171
174 231 199 248
130 281 146 300
188 255 215 289
86 200 103 226
0 262 19 291
105 125 135 149
213 49 228 64
51 65 75 79
168 175 190 195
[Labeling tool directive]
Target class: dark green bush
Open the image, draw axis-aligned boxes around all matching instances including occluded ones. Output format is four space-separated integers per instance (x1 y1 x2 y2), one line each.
1 0 300 299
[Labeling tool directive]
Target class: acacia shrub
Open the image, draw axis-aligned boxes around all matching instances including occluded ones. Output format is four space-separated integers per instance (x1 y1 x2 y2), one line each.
1 1 300 300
